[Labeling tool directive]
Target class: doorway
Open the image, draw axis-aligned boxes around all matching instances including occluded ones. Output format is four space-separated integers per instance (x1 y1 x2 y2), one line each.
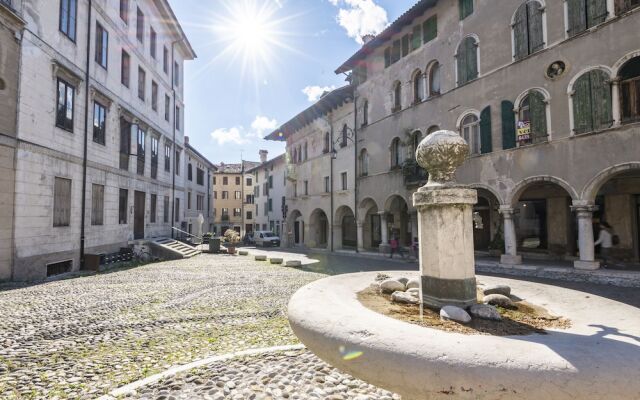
473 197 491 250
134 191 146 240
294 221 300 244
370 214 381 248
342 215 357 248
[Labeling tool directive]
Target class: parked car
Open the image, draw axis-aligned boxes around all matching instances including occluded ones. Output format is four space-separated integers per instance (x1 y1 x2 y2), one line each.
254 231 281 247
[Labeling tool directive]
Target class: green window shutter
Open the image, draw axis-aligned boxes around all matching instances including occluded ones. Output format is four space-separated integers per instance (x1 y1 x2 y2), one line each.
513 3 529 60
501 100 516 149
567 0 587 37
587 0 608 27
527 1 545 53
391 40 401 63
401 34 410 57
480 106 493 154
412 25 422 50
384 48 391 68
457 45 467 85
573 73 593 134
466 38 478 81
459 0 473 20
529 91 548 143
589 70 613 130
422 15 437 43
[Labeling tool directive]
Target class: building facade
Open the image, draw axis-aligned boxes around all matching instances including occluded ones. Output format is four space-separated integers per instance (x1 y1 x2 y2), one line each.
3 0 195 281
249 151 287 238
212 161 259 237
184 137 216 237
333 0 640 269
0 0 24 281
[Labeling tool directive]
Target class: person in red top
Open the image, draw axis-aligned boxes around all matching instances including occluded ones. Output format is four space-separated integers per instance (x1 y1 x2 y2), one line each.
389 234 405 259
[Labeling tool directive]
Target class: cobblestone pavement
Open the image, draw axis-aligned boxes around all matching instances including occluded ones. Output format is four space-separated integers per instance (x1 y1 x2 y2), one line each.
0 255 328 399
134 349 399 400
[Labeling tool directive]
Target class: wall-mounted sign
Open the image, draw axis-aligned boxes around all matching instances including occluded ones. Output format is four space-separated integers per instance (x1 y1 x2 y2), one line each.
517 120 531 143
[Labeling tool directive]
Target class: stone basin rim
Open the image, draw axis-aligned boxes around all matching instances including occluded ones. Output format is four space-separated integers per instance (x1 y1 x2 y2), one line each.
287 271 640 400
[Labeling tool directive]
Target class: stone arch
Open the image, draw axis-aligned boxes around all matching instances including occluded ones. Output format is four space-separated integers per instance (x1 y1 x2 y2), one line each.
581 162 640 202
470 183 505 205
384 195 411 247
456 109 481 129
334 205 357 249
359 198 381 250
567 65 614 94
508 176 579 207
287 209 304 246
612 49 640 77
308 208 329 249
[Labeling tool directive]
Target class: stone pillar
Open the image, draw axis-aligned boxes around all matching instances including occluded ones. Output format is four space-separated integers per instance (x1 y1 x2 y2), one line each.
611 78 621 126
378 212 390 254
357 222 365 252
606 0 616 20
572 203 600 270
413 131 477 309
500 207 522 265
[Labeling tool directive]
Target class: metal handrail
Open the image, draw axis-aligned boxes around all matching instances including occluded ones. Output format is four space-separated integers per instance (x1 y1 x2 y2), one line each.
172 227 203 244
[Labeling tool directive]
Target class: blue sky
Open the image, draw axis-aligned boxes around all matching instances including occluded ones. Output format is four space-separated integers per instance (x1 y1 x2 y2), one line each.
168 0 416 164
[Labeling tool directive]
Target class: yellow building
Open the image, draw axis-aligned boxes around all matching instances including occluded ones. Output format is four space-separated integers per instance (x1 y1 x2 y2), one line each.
213 161 259 236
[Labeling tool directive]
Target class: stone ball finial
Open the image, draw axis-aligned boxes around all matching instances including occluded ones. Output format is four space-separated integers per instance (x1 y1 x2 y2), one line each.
416 130 469 186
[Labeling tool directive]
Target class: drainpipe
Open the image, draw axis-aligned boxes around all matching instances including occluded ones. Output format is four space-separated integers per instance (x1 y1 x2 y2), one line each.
329 113 335 252
352 86 359 253
170 40 181 238
80 0 93 269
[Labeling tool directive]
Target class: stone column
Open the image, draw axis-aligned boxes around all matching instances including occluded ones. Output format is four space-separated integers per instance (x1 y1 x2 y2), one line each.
357 222 365 252
499 207 522 265
413 131 477 309
606 0 616 20
378 212 390 254
572 203 600 270
611 78 621 126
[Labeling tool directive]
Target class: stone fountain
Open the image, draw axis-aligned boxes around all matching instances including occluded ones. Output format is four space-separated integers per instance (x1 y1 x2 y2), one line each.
287 131 640 399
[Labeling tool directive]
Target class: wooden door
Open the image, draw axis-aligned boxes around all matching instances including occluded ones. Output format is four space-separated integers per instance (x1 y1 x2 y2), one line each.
134 191 145 240
294 221 300 244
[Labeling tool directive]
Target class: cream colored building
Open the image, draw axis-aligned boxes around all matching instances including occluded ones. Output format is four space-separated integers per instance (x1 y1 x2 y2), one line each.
248 151 287 238
213 161 259 237
184 137 216 237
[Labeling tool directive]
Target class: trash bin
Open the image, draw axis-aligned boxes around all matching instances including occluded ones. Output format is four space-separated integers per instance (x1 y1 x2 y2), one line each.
209 238 221 253
84 254 102 271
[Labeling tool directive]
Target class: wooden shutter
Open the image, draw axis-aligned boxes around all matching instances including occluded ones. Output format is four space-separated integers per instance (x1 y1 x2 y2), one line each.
53 178 72 227
423 16 437 43
465 38 478 81
501 100 517 149
529 91 548 143
457 41 468 85
459 0 473 20
573 73 593 133
412 25 421 50
91 184 104 225
589 70 613 130
587 0 608 27
480 106 493 154
401 34 410 57
567 0 587 37
513 3 529 60
527 1 545 53
384 48 391 68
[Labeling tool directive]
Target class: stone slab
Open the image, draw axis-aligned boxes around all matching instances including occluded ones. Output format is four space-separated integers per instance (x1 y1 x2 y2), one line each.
286 260 302 267
254 255 267 261
238 251 249 256
269 258 283 264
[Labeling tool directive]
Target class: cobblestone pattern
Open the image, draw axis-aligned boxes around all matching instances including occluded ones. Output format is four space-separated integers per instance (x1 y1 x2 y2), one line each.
133 349 399 400
0 255 324 399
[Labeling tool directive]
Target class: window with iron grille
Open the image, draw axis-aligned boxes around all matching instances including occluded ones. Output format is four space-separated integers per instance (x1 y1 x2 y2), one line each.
56 78 75 132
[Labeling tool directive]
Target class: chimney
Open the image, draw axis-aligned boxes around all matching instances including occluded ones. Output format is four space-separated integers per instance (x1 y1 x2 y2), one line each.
259 150 268 163
361 34 375 44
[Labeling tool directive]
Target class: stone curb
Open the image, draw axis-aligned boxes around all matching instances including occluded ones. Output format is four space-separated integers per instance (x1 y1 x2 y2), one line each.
270 258 284 264
286 261 302 267
98 344 306 400
254 255 267 261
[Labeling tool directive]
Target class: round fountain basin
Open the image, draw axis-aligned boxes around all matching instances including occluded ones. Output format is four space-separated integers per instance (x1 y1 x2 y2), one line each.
288 271 640 400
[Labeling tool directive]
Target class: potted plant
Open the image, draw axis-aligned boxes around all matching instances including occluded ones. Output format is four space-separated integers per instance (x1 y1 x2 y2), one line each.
224 229 241 255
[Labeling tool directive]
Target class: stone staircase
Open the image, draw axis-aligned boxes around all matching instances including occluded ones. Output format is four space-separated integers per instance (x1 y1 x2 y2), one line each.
151 238 201 259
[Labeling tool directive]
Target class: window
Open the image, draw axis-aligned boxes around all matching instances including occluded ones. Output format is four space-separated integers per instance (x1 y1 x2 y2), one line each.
567 0 607 37
56 78 75 132
213 176 217 185
479 106 493 154
165 95 171 121
175 150 180 176
517 90 548 145
187 191 192 209
303 142 308 160
360 149 369 176
175 106 181 130
263 203 268 216
341 172 348 191
246 194 254 204
93 101 106 145
119 0 129 23
391 40 401 64
235 191 241 199
393 81 402 112
235 176 241 185
411 132 422 159
304 180 308 196
222 208 229 217
163 46 169 74
459 0 474 20
619 57 640 123
174 198 180 222
136 127 145 175
119 189 128 224
412 25 422 51
413 70 424 103
197 168 204 185
187 164 193 181
341 125 348 147
138 67 146 101
53 177 72 227
428 61 441 96
234 208 241 217
362 101 369 126
151 81 158 111
222 191 229 199
268 176 273 189
324 176 330 193
223 177 228 185
384 47 391 68
214 191 217 199
572 69 613 134
174 61 180 86
390 138 402 168
456 36 479 86
268 198 273 212
136 7 144 43
120 118 131 170
294 183 297 197
513 1 545 60
460 113 481 155
423 15 437 43
91 184 104 226
427 125 440 135
150 194 157 223
151 136 158 179
121 50 130 87
401 34 410 57
164 196 169 223
247 211 253 220
150 27 157 59
164 144 171 172
95 23 108 68
59 0 77 41
246 177 253 186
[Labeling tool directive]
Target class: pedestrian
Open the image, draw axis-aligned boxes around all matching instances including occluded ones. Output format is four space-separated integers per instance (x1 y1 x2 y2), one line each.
389 235 405 259
595 222 615 268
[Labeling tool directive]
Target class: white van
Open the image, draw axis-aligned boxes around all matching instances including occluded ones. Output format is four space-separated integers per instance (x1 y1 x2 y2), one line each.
254 231 281 247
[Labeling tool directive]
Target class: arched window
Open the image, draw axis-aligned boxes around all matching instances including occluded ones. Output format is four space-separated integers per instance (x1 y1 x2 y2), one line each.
340 124 348 147
427 125 440 135
619 56 640 123
390 137 403 168
456 36 479 86
517 90 548 145
411 131 422 159
572 69 612 134
567 0 607 37
187 163 193 181
359 149 369 176
428 61 441 96
413 70 424 103
460 113 481 155
362 100 369 126
513 1 545 60
393 81 402 112
323 132 331 153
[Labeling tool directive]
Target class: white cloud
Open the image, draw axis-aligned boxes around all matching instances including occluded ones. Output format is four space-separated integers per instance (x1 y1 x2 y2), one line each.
210 115 278 145
250 116 278 138
302 85 336 102
330 0 388 44
210 127 248 145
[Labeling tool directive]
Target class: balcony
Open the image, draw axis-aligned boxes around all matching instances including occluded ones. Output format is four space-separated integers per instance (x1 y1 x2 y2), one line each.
402 159 428 188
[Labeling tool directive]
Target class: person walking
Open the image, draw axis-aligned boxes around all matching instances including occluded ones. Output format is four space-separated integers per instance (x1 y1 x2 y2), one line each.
389 234 406 259
595 222 614 268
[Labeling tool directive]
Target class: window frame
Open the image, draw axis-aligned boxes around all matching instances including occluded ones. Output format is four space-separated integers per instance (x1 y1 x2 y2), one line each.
95 22 109 69
56 78 75 132
121 50 130 87
59 0 77 42
53 177 72 227
91 184 104 226
93 101 107 145
136 7 145 43
119 0 129 24
138 67 146 101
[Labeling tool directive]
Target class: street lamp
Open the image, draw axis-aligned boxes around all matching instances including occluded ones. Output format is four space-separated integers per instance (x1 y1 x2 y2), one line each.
330 126 356 160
